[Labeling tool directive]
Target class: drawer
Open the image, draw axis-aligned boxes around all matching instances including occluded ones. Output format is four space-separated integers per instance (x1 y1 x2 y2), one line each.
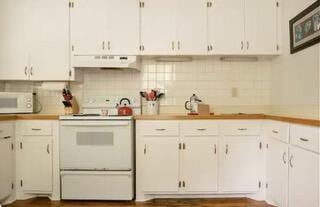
0 122 14 138
182 121 219 136
290 124 319 153
137 121 179 136
19 121 53 136
221 121 261 136
264 120 290 143
61 171 133 200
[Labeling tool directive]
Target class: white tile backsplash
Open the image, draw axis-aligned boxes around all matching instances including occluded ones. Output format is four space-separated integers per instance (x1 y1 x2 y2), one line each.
2 58 272 114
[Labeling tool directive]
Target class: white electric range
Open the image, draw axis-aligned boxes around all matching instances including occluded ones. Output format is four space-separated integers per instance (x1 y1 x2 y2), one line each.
59 96 140 200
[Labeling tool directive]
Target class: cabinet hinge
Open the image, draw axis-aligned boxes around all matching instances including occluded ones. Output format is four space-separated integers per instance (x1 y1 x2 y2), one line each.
139 1 145 8
20 142 23 149
259 142 262 149
11 183 14 189
20 180 23 187
258 181 262 188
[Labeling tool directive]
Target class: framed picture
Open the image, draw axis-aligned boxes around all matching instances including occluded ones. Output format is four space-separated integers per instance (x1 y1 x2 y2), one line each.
290 0 320 54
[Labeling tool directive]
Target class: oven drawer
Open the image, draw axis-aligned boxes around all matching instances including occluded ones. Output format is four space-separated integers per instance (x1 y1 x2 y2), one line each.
61 171 133 200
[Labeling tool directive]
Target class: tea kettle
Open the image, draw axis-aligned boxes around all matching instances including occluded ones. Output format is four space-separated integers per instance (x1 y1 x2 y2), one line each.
185 94 202 114
117 98 133 116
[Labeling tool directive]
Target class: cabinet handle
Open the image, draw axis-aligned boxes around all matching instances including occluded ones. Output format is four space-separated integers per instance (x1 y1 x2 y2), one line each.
182 181 185 188
31 128 41 131
102 41 105 50
178 181 181 188
214 144 217 154
282 152 287 164
197 128 207 131
289 155 293 168
178 41 181 50
46 144 50 154
0 136 11 140
155 128 166 131
272 130 279 134
143 144 147 154
247 41 249 50
24 67 28 75
182 143 186 150
299 137 309 142
30 67 33 76
171 41 175 50
238 128 248 131
225 144 229 154
108 41 111 50
241 41 244 50
210 45 213 51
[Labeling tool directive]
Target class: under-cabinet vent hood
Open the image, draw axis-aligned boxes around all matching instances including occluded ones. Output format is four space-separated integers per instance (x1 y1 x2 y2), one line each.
73 55 141 71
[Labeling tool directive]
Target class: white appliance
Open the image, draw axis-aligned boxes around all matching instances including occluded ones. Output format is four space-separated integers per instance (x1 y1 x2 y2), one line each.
59 115 134 200
73 55 141 70
0 92 33 114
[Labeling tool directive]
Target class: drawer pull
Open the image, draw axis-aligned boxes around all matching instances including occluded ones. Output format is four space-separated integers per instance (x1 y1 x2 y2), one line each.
46 144 50 154
282 152 287 164
0 136 11 140
299 137 309 142
31 128 42 131
155 128 166 131
197 128 207 131
238 128 248 131
272 130 279 134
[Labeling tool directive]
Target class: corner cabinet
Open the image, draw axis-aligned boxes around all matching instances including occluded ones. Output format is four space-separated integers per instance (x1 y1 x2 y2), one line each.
207 0 279 55
15 121 60 200
136 120 263 201
0 0 72 81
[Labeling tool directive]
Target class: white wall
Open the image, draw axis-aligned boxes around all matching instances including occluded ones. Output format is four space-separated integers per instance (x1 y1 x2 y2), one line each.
270 0 320 119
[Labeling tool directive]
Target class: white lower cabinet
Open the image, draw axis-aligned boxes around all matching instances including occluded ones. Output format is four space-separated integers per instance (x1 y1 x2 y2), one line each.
19 139 53 192
288 146 319 207
142 137 180 193
220 137 260 192
266 139 289 207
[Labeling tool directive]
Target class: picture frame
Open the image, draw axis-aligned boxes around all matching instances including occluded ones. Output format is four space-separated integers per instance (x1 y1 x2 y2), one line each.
290 0 320 54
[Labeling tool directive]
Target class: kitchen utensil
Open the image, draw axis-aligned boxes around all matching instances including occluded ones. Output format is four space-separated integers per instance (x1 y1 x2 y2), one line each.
185 94 202 114
117 98 133 116
146 101 159 115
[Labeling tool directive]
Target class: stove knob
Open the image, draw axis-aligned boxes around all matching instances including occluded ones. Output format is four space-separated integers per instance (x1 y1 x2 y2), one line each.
27 103 32 108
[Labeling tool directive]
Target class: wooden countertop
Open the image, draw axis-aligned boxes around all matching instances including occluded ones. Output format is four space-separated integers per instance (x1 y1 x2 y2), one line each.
0 114 60 121
134 114 320 127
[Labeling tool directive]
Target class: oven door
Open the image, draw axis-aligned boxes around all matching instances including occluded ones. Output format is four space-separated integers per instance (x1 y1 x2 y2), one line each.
60 120 133 171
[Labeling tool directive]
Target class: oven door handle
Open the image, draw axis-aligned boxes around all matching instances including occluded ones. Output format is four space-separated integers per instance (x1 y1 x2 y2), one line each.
60 121 130 126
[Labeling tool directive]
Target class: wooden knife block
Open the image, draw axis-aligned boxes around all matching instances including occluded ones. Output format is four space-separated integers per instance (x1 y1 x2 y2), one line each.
64 97 79 115
198 103 210 115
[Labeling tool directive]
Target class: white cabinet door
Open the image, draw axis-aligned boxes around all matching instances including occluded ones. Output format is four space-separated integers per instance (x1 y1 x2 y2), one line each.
208 0 245 55
176 0 208 55
220 137 260 192
105 0 139 55
180 137 218 192
140 0 177 55
29 0 70 81
0 137 13 200
20 139 53 193
289 146 319 207
0 0 30 80
266 139 289 207
244 0 278 55
70 0 108 55
142 137 179 192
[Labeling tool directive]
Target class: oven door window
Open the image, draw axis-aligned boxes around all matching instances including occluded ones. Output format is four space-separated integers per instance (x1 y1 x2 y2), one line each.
0 98 18 108
76 132 114 146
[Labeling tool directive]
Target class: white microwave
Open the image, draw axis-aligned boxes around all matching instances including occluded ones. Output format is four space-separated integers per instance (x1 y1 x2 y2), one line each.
0 92 33 114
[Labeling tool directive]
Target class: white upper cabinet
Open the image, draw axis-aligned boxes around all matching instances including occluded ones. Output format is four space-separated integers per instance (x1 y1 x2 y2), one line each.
208 0 279 55
176 0 208 55
140 0 177 55
71 0 139 55
207 0 245 55
140 0 208 55
0 0 71 81
244 0 278 55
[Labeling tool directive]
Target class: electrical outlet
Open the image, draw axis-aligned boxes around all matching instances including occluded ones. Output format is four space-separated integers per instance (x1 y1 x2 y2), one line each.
232 87 238 98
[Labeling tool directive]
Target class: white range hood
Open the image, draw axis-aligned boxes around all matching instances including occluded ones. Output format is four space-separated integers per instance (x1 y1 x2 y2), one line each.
73 55 141 70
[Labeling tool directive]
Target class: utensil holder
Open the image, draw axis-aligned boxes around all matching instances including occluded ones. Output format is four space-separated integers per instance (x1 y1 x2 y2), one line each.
64 97 79 115
146 101 159 115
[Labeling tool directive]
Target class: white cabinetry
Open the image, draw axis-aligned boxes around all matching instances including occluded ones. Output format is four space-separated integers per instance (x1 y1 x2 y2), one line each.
140 0 207 55
16 121 60 199
0 122 14 202
207 0 279 55
71 0 139 56
0 0 71 81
